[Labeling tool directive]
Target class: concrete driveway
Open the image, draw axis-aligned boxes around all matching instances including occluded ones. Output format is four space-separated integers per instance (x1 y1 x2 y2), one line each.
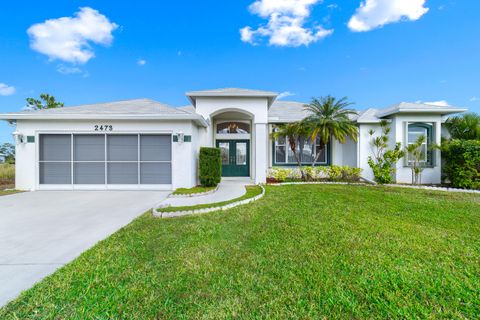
0 190 168 307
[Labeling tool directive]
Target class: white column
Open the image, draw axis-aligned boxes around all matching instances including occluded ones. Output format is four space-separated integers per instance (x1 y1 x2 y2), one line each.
254 123 268 184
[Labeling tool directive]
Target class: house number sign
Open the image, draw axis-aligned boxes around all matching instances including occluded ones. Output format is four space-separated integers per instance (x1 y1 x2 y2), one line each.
94 125 113 131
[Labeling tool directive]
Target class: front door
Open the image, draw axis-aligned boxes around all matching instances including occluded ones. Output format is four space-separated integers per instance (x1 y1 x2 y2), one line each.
216 140 249 177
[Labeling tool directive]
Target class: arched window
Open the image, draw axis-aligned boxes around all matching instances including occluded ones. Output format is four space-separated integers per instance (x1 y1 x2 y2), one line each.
216 122 250 134
407 123 433 166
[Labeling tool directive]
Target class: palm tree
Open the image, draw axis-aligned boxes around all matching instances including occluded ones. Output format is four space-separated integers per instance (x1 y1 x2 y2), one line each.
445 113 480 140
405 135 427 185
270 122 309 180
302 96 359 167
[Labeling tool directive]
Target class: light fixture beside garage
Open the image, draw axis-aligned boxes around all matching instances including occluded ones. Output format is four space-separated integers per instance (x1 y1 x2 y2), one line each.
12 131 25 145
176 131 185 144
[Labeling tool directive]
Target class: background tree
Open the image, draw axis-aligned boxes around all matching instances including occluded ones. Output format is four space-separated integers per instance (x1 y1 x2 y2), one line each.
0 142 15 164
367 120 405 184
303 96 358 167
405 135 427 185
25 94 64 110
271 122 309 180
445 113 480 140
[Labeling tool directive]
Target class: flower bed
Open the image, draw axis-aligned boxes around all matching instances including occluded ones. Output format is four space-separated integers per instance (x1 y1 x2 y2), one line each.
267 165 362 183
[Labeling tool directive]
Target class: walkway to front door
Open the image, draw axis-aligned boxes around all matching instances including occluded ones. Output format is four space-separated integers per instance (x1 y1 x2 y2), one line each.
216 140 250 177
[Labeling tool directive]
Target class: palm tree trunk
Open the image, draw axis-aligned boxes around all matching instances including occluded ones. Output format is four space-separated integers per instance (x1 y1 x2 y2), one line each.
289 138 305 181
311 140 326 168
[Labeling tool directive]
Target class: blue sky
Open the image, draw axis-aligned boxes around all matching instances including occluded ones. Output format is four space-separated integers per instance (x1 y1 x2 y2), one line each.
1 0 479 143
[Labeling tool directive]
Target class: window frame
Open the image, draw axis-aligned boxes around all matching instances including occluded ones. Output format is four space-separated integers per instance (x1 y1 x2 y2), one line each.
272 135 330 166
406 123 434 167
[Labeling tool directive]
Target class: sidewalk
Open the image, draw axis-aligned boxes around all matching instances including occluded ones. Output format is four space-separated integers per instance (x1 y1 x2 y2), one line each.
161 178 253 207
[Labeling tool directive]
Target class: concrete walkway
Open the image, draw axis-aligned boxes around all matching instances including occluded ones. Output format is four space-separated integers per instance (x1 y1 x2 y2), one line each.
0 190 168 307
160 178 252 207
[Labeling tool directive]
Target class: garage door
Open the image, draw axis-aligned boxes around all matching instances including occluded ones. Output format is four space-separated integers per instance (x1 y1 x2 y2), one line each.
39 134 172 187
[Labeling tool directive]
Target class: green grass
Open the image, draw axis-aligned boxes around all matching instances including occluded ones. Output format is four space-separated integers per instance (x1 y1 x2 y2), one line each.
0 190 20 196
158 185 263 213
1 185 480 319
0 163 15 190
172 185 217 195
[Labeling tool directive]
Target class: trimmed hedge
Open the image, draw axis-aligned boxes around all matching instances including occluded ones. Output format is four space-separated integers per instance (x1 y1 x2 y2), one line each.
267 166 362 183
199 147 222 187
443 140 480 190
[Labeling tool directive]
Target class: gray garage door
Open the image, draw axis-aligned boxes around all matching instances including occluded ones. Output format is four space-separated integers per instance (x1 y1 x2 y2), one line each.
39 134 172 186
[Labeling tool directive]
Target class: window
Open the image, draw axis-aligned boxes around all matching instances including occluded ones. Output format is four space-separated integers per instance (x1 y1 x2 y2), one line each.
273 135 328 165
217 122 250 134
407 123 433 166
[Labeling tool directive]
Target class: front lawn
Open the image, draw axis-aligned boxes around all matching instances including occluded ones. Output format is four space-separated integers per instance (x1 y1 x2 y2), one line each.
158 185 262 213
172 185 216 195
2 185 479 319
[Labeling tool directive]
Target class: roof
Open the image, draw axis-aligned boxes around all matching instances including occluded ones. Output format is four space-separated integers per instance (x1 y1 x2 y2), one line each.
376 102 467 118
355 108 382 123
268 101 309 123
186 88 278 108
0 99 208 127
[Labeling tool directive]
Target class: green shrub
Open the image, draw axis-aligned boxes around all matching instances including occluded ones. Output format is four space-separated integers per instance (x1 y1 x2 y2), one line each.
442 140 480 190
267 166 362 183
341 166 362 182
327 165 343 181
272 168 290 182
199 147 221 187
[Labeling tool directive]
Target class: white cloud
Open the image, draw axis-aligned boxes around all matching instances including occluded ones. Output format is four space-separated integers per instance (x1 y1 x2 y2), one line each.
418 100 450 107
277 91 296 99
348 0 429 32
241 0 333 47
0 83 15 96
56 64 83 74
137 59 146 66
27 7 118 64
470 96 479 102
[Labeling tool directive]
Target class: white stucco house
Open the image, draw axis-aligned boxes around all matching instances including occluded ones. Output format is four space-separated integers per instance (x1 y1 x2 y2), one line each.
0 88 466 191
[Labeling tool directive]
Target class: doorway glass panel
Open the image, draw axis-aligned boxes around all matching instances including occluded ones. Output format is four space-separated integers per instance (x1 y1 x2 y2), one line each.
236 142 247 165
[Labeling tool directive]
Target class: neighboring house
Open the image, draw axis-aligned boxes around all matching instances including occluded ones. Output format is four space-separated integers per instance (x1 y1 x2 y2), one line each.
0 88 466 191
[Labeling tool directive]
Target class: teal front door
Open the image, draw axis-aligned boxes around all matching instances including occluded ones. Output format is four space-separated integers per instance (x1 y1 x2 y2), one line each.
216 140 250 177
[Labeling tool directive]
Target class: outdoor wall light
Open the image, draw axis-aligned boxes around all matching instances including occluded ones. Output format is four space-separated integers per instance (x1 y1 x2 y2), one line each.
12 131 25 145
177 131 185 144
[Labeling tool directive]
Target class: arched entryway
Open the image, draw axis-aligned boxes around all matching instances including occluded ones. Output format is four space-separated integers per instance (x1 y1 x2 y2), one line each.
211 110 253 178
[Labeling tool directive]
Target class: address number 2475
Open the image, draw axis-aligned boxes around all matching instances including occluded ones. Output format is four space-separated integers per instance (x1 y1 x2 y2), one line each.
94 125 113 131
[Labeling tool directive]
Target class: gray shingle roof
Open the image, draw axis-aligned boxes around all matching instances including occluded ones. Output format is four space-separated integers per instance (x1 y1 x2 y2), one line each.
268 101 309 123
186 88 278 108
376 102 467 118
186 88 278 97
18 99 188 115
268 100 361 123
355 108 382 123
0 98 208 126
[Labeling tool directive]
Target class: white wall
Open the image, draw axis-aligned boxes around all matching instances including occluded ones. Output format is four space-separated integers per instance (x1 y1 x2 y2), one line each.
15 119 198 191
357 123 382 181
195 97 269 183
357 115 443 184
391 114 443 184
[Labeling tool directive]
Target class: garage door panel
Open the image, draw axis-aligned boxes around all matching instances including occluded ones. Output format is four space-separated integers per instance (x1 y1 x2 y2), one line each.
107 163 138 184
40 133 172 187
140 163 171 184
107 135 138 161
74 163 105 184
74 135 105 161
40 135 71 161
140 135 171 161
40 162 71 184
